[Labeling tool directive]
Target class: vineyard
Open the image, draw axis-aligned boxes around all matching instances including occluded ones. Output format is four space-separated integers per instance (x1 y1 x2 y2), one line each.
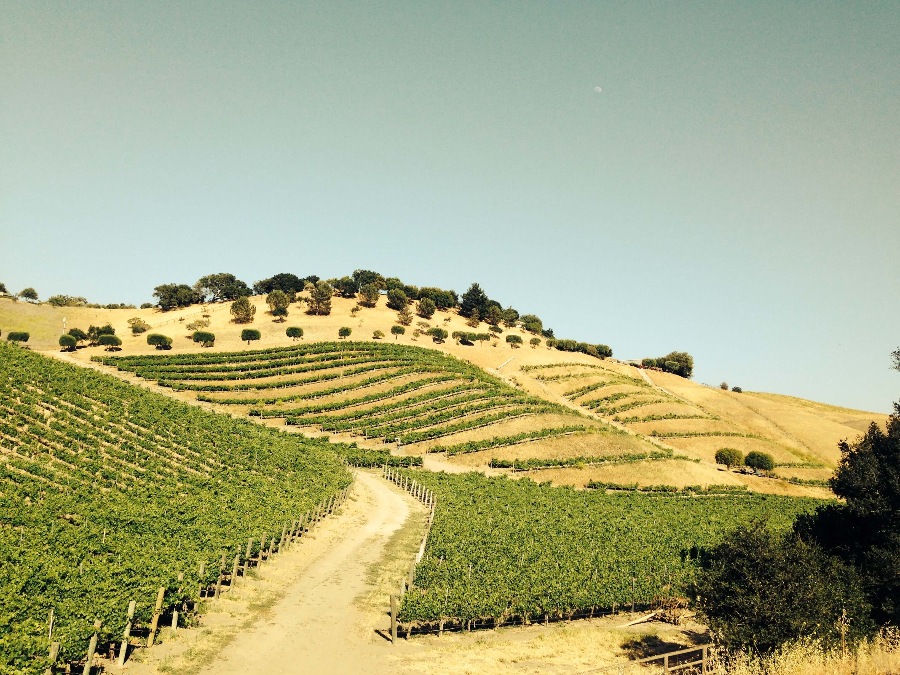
396 470 825 631
519 362 828 469
0 342 351 673
94 342 609 454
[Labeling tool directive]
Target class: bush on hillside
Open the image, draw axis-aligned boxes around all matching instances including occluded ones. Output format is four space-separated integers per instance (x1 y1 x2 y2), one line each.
98 334 122 351
417 297 436 319
286 326 304 340
506 334 523 348
241 329 261 345
642 351 693 378
386 289 408 311
390 325 405 339
128 317 151 335
192 331 215 347
692 524 872 653
373 330 385 340
146 334 172 350
87 324 115 346
230 296 256 323
732 386 743 393
338 327 352 339
359 283 380 307
59 334 77 351
745 451 775 472
529 337 541 348
427 327 448 343
715 448 744 469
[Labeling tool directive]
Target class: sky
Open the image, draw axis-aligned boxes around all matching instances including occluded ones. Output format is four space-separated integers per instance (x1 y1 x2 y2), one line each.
1 2 898 412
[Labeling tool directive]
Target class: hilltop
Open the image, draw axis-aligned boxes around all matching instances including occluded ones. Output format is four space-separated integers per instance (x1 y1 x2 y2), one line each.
2 290 885 498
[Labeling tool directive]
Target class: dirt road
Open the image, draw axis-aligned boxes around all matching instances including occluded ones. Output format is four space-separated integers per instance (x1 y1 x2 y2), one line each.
194 470 416 675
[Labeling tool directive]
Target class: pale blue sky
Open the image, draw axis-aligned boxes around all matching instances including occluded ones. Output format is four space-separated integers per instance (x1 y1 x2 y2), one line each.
2 2 898 412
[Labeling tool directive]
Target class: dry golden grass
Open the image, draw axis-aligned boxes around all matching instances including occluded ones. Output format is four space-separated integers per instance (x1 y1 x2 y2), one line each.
663 436 816 466
718 631 900 675
9 292 884 496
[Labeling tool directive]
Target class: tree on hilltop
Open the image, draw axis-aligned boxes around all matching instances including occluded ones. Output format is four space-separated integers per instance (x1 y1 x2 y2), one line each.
307 281 333 315
230 296 256 323
460 283 490 318
19 287 38 303
352 269 385 291
520 314 543 335
417 297 436 319
253 273 305 301
332 276 358 299
396 305 413 326
359 283 380 307
194 273 251 302
266 290 290 321
386 289 408 311
154 283 202 311
0 282 7 294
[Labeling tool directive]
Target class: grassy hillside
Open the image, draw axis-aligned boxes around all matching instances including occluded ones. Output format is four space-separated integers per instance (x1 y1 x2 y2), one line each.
5 291 886 496
94 341 639 459
0 342 350 672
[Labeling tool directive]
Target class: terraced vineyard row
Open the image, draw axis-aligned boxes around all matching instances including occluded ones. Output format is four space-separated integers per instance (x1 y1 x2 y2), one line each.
397 471 826 631
98 342 593 450
1 343 351 672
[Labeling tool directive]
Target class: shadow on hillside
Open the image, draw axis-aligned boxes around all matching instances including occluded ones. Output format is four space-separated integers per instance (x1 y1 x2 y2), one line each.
620 630 708 659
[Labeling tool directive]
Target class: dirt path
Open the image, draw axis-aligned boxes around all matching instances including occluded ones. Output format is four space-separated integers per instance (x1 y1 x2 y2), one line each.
196 470 418 675
122 470 426 675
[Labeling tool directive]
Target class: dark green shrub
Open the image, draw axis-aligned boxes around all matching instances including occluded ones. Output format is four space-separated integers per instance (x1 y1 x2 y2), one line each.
7 331 29 344
286 326 303 340
338 327 352 339
715 448 744 468
98 334 122 351
59 334 77 351
745 451 775 471
241 329 261 345
192 331 215 347
147 334 173 350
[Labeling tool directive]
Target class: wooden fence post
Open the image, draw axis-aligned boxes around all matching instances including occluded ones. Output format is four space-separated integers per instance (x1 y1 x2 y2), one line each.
243 538 254 574
82 619 102 675
407 561 416 590
45 641 60 675
198 561 206 597
117 600 136 667
390 595 398 644
214 552 225 598
147 587 165 648
231 554 240 587
702 645 708 674
171 610 179 631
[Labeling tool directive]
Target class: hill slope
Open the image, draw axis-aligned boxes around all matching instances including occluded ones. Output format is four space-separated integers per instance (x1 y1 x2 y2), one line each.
0 342 349 670
4 292 886 496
